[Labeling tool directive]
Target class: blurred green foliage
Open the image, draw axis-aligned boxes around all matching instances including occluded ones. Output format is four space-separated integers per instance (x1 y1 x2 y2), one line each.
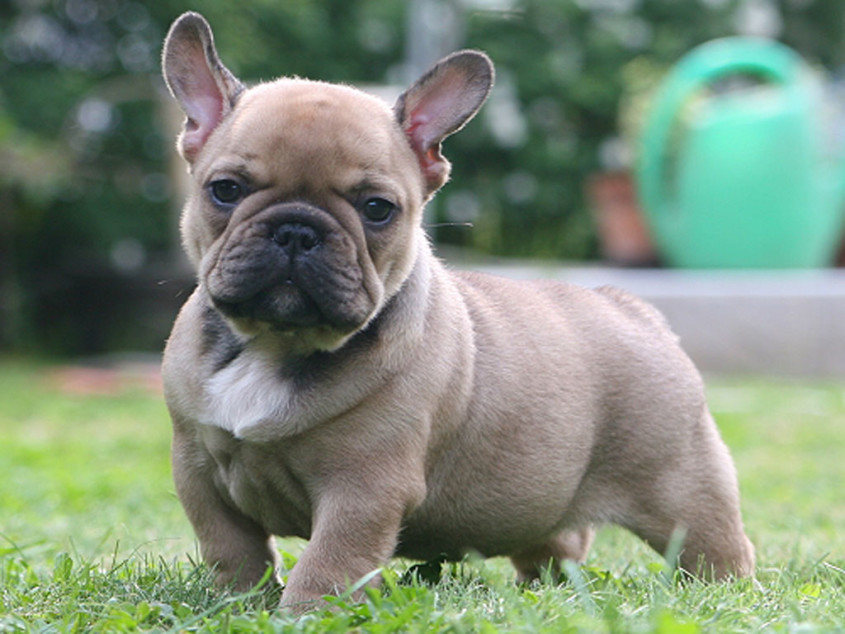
1 0 843 354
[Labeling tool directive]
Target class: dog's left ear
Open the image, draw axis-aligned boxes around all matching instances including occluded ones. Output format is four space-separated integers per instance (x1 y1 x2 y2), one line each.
395 51 494 196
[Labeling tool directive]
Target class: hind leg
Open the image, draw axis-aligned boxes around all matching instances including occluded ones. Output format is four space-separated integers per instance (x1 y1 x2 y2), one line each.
627 504 754 580
623 419 754 579
511 527 595 583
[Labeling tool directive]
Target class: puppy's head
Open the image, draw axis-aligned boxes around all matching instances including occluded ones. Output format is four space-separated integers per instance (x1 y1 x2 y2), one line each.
162 12 493 351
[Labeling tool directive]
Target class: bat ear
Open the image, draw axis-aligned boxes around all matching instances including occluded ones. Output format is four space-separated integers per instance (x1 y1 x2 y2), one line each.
394 50 494 195
162 12 245 162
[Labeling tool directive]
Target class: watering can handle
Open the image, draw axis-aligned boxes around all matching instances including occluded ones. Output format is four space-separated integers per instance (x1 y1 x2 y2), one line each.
637 37 805 227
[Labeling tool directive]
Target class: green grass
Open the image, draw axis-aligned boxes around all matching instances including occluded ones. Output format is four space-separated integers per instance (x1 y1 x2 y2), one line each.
1 359 843 632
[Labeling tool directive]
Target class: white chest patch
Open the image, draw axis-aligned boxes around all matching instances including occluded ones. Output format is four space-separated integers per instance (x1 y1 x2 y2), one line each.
200 351 295 440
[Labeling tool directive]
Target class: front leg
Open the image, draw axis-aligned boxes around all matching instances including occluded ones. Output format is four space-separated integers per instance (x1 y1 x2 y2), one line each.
280 484 417 613
172 423 280 591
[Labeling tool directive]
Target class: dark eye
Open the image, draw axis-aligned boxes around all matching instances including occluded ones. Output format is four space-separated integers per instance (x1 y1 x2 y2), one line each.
362 198 397 224
209 179 244 207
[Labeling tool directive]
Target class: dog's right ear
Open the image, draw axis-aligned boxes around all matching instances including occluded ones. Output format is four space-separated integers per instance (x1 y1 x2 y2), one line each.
162 12 244 163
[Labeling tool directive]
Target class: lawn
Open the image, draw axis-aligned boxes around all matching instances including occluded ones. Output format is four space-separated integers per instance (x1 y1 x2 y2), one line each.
1 358 843 631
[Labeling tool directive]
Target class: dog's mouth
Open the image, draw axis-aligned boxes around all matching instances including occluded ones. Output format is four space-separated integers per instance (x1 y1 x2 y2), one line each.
204 206 378 335
211 283 324 329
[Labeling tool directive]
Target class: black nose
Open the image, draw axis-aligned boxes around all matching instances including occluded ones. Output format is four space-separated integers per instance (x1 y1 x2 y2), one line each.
273 223 321 253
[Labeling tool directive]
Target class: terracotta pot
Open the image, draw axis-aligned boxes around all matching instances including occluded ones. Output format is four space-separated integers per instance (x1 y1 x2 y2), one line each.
587 171 659 267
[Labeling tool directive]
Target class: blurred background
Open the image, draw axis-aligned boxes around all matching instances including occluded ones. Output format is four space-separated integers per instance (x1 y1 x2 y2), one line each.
3 0 845 369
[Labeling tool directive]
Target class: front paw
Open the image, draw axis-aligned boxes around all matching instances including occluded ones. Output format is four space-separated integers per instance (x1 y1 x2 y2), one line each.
279 588 330 616
279 568 382 615
214 561 281 597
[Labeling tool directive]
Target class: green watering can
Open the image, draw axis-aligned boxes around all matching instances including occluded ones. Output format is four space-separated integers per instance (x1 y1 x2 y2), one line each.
636 37 845 268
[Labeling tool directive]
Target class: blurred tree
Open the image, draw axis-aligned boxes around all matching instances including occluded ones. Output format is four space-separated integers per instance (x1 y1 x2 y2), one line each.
1 0 843 354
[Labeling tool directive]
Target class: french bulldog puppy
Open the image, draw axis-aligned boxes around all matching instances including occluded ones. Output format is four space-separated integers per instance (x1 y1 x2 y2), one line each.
161 11 754 613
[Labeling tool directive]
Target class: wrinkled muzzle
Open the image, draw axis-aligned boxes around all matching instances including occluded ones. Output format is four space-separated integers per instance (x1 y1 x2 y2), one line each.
204 203 377 334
